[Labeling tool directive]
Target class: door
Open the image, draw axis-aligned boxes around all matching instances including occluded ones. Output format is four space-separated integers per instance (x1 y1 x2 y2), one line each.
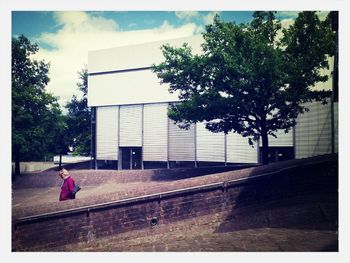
120 147 142 169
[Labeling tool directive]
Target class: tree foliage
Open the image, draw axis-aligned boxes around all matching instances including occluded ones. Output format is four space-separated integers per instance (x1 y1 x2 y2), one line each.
152 11 336 165
65 68 91 156
47 112 71 168
12 35 67 175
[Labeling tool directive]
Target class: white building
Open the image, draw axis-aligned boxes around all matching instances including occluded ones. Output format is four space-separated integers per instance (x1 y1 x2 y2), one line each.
88 36 338 170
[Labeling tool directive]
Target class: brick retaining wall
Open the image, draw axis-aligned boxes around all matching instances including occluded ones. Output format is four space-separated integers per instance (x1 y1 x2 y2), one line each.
12 156 338 251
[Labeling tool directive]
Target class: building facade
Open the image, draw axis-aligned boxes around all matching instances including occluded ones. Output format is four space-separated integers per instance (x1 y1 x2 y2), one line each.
88 36 338 170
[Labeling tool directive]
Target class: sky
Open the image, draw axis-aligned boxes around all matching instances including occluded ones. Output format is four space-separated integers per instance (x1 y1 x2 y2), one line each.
10 10 323 110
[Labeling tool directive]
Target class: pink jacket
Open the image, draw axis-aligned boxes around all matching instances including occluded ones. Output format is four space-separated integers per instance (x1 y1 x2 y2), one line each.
59 176 75 201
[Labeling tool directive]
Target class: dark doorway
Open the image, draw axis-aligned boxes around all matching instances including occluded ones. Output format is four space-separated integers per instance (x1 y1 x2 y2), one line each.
120 147 142 170
259 146 295 163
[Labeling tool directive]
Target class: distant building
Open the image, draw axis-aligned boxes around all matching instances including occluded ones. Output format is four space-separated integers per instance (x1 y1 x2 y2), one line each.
88 36 338 170
53 154 91 165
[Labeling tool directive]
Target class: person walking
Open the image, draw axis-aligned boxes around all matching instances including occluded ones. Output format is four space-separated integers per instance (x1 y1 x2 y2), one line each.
58 168 76 201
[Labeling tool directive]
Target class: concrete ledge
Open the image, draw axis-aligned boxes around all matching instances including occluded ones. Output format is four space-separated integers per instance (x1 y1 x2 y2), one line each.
12 162 57 173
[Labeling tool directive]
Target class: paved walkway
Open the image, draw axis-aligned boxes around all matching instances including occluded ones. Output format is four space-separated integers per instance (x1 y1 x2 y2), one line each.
12 154 337 219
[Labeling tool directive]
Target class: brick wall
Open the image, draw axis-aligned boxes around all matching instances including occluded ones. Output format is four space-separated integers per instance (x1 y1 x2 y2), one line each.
12 157 338 251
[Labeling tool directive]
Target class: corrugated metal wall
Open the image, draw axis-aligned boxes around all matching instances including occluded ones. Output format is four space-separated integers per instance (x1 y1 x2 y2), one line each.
95 100 337 164
311 101 332 155
119 105 143 147
227 132 258 163
259 129 294 147
96 106 119 160
143 103 168 161
196 122 225 162
295 100 333 158
168 121 196 161
295 105 311 158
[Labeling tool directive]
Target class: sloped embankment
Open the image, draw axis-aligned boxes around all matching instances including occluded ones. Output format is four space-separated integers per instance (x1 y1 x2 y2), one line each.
12 154 338 251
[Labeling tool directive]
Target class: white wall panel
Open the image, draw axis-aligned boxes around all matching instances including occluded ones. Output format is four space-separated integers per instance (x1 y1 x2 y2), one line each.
168 121 195 161
88 70 179 107
196 122 225 162
88 35 204 107
227 133 258 163
143 103 168 161
88 35 203 73
96 106 118 160
310 56 334 92
295 100 333 159
119 105 142 147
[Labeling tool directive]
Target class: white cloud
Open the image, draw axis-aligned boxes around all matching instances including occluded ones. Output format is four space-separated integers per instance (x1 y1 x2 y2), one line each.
175 11 199 21
32 12 200 109
202 11 220 25
278 11 330 21
277 11 300 19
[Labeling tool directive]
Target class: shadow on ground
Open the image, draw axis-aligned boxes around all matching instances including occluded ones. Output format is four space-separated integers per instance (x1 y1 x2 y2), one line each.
213 154 338 250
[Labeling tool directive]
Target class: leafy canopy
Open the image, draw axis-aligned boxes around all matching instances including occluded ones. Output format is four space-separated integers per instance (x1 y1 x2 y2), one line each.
152 11 335 146
12 35 66 162
65 68 91 156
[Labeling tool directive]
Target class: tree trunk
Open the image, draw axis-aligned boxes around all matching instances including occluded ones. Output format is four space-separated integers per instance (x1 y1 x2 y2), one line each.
13 150 21 182
59 152 62 170
261 125 269 165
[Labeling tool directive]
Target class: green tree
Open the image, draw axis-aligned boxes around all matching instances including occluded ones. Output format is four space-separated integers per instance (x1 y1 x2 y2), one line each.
12 35 66 175
47 113 70 169
152 11 335 165
65 67 91 156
